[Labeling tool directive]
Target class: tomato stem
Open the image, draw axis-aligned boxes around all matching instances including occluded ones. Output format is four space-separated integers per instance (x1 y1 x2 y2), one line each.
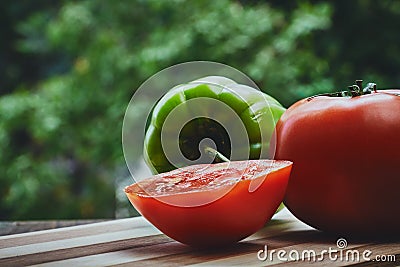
348 86 358 97
307 80 378 101
363 82 377 93
356 80 363 94
204 146 230 163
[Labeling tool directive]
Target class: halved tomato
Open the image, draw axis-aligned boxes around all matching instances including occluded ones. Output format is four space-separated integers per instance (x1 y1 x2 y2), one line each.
124 160 292 247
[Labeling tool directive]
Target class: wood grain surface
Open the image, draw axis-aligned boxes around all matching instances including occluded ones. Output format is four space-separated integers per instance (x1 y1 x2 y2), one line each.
0 209 399 266
0 220 109 236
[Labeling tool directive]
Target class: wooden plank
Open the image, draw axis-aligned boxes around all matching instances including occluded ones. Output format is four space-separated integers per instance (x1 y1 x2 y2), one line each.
112 230 339 267
0 209 315 266
0 217 153 249
187 239 371 266
31 228 307 267
270 243 400 267
32 241 191 267
1 228 159 258
0 220 109 236
1 208 398 266
0 217 165 266
0 234 172 266
29 213 320 266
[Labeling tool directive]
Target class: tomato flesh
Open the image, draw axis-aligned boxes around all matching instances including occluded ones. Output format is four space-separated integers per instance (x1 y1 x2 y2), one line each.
125 160 292 247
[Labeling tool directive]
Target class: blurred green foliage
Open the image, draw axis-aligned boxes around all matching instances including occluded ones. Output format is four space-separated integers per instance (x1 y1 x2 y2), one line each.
1 0 400 219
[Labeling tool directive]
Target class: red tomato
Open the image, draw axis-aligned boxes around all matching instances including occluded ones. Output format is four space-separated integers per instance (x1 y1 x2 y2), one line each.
272 88 400 237
125 160 292 247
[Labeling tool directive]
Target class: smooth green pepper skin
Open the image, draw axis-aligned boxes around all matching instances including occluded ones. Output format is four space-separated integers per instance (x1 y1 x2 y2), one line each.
144 76 286 174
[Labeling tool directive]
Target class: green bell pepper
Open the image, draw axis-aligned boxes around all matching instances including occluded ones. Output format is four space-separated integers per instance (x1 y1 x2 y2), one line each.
144 76 286 174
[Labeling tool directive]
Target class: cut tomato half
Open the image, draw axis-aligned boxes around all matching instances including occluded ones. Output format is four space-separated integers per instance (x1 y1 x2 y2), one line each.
125 160 292 247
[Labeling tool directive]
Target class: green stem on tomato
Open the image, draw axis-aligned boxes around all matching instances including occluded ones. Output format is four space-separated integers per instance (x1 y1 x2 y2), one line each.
356 80 363 94
363 82 377 93
348 86 357 97
308 79 378 101
204 146 230 163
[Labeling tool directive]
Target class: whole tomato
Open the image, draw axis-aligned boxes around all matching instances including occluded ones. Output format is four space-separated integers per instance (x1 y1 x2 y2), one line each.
272 81 400 237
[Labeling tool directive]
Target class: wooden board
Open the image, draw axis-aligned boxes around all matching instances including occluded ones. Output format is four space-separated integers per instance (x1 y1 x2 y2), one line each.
0 209 399 266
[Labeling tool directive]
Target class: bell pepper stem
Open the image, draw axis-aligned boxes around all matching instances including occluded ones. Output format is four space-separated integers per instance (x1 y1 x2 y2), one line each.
204 146 230 162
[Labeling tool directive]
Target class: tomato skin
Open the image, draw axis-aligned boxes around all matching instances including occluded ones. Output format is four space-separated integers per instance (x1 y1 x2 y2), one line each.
273 90 400 237
125 161 292 247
